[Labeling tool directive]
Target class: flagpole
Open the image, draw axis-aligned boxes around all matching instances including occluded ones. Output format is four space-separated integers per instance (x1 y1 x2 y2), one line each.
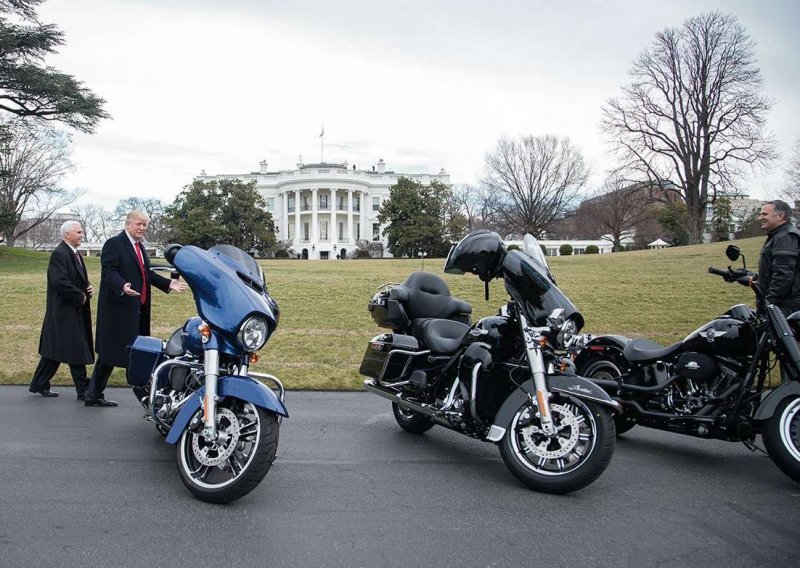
320 124 324 163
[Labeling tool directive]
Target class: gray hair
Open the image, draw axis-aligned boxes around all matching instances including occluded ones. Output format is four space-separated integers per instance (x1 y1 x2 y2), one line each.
125 210 150 224
60 220 81 238
765 199 793 221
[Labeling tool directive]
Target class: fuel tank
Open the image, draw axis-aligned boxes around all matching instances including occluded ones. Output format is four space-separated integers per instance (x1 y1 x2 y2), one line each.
681 316 756 358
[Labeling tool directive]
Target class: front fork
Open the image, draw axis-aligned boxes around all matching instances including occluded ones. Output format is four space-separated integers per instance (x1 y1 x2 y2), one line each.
202 348 220 440
519 314 556 436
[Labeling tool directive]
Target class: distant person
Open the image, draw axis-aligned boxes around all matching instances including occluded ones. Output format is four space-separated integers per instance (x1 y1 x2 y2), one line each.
29 221 94 399
84 210 187 407
758 199 800 316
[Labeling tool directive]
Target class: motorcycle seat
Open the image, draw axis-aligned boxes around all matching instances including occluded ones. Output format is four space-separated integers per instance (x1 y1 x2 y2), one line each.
412 318 470 354
165 326 186 357
391 272 472 324
623 337 683 363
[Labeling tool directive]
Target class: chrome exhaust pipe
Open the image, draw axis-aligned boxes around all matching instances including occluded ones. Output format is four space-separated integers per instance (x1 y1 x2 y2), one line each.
363 380 461 426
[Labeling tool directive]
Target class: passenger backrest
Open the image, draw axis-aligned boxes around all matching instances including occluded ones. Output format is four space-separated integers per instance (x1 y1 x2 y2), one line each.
398 272 472 322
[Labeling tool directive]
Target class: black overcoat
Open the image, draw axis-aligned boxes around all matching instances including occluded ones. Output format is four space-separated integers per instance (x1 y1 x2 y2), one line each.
94 231 172 367
38 241 94 364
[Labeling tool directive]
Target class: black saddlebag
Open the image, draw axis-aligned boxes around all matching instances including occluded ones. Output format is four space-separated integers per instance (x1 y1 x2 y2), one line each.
359 333 420 382
127 336 165 386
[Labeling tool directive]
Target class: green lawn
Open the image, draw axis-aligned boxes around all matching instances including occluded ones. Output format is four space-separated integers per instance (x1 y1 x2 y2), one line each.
0 237 765 389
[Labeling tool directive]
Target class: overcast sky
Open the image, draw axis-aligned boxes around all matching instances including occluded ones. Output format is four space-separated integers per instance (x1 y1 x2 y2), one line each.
36 0 800 209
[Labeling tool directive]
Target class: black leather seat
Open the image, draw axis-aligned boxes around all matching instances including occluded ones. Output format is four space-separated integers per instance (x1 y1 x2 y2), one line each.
412 318 470 354
623 337 683 363
165 327 186 357
391 272 472 323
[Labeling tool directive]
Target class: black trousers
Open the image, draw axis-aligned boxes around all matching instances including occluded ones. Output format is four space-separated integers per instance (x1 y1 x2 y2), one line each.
30 357 88 394
85 361 116 401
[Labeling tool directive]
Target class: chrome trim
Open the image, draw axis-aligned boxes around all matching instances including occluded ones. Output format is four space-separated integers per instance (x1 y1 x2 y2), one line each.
249 371 286 403
149 358 202 415
485 425 506 442
470 362 482 424
378 348 431 387
203 349 220 439
441 378 461 410
364 380 461 427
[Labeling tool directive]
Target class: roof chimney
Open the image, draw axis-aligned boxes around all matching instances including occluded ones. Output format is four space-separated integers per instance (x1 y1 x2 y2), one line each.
377 158 385 173
259 160 268 174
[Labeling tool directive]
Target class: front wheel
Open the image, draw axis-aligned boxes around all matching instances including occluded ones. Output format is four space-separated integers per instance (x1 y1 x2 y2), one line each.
392 402 435 434
762 397 800 483
177 400 279 503
499 395 615 494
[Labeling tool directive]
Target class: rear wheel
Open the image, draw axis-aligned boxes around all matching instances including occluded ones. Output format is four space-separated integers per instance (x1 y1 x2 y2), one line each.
499 395 615 494
177 400 279 503
763 397 800 483
392 402 435 434
580 356 637 435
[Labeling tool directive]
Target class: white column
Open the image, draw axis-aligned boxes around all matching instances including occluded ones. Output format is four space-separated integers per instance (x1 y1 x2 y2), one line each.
347 189 354 245
281 192 288 241
331 188 338 249
294 189 301 247
360 192 368 244
312 188 318 253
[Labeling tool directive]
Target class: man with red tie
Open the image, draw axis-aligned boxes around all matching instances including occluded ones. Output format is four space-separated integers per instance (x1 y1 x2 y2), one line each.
85 210 187 407
29 220 95 399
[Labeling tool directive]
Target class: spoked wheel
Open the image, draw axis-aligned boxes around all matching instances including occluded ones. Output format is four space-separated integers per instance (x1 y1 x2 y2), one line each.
580 357 637 435
499 395 615 494
392 402 435 434
177 400 279 503
763 397 800 484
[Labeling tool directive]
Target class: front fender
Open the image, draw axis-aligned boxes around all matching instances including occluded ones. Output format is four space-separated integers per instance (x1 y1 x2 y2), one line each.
753 381 800 421
485 376 621 443
165 375 288 444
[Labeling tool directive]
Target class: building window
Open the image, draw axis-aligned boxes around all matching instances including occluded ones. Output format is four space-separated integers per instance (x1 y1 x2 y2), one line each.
372 223 380 241
287 195 295 213
266 197 275 213
301 195 311 211
320 221 328 240
288 225 294 241
337 196 346 210
353 197 360 212
319 194 329 210
372 197 380 212
338 222 345 241
303 222 310 242
355 224 360 241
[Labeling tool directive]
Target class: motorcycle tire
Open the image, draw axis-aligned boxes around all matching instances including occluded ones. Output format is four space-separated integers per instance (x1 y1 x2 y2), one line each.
392 402 435 434
499 395 615 494
579 356 637 435
177 401 279 504
762 396 800 484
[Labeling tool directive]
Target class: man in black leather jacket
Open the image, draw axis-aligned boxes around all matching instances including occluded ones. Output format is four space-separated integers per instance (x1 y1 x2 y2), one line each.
758 200 800 316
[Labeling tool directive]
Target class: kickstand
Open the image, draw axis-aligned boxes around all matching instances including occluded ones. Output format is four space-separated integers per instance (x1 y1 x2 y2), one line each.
742 439 767 454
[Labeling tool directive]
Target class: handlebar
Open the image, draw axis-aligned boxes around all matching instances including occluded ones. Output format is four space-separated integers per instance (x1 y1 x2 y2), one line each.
708 266 763 301
708 267 729 278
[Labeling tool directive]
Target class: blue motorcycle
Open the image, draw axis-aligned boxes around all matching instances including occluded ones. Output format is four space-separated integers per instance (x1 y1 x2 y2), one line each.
127 243 287 503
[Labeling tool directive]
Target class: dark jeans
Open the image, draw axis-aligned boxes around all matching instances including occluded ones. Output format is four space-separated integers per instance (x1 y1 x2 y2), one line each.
30 357 89 394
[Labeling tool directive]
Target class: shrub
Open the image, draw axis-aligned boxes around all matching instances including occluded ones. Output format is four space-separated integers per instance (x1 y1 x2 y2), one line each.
353 249 372 259
274 249 290 258
584 245 599 254
507 244 521 251
559 244 573 256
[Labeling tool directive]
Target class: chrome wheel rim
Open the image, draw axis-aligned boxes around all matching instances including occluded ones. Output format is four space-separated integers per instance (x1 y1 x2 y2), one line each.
179 402 261 489
510 400 597 476
779 398 800 463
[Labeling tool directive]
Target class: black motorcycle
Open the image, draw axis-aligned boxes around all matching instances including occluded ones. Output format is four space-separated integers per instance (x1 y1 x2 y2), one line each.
573 244 800 484
360 231 620 494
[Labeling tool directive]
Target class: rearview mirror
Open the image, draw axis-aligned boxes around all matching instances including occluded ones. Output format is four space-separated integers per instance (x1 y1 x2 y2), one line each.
725 245 741 262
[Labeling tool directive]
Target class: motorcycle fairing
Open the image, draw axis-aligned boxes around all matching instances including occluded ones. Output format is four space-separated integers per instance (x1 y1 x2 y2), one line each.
485 376 621 442
165 375 289 444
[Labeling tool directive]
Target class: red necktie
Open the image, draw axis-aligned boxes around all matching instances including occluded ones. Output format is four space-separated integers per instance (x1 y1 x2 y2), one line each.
134 241 147 305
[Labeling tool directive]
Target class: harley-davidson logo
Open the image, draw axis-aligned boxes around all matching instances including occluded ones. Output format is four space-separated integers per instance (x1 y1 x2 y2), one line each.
568 385 592 394
703 328 717 342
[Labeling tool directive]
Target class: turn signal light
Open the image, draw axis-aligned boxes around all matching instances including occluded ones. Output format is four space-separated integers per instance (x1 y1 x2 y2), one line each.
249 353 260 364
198 323 211 338
537 336 548 347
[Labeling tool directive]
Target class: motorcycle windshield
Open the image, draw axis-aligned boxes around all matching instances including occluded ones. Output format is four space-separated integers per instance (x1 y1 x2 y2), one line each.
501 249 584 329
172 245 278 340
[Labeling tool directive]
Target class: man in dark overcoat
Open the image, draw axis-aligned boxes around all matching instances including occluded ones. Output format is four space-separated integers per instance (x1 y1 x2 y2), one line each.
29 220 94 399
84 210 187 407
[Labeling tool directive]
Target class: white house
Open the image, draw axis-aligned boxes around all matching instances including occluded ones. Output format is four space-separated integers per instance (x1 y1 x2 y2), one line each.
197 158 450 260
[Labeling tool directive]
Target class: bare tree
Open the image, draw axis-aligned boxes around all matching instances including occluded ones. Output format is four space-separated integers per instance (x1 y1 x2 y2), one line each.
784 138 800 206
482 135 590 238
602 12 776 244
71 202 115 243
0 117 77 246
575 175 653 251
452 184 482 232
113 196 167 243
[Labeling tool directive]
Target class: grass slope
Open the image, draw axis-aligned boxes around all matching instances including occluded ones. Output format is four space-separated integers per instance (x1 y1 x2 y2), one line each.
0 238 764 389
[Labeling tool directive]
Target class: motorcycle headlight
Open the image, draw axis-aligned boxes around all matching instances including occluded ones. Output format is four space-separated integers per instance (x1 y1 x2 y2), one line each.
237 316 269 352
559 319 578 349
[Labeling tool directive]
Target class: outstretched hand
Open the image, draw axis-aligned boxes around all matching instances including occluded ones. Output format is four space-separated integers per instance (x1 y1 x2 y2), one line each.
122 282 140 296
169 280 188 293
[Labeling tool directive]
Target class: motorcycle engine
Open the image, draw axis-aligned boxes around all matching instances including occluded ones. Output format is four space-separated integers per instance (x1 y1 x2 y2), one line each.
645 354 739 416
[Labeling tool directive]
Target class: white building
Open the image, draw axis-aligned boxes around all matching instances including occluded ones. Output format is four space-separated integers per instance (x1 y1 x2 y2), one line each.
197 158 450 259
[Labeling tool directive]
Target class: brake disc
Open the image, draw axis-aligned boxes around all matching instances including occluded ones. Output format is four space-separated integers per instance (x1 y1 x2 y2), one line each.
191 407 242 467
520 403 580 459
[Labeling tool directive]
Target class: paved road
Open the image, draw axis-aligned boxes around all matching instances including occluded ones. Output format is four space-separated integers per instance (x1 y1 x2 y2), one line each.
1 387 798 568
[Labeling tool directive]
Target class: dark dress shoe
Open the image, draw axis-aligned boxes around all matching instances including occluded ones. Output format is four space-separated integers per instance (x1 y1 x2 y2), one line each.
77 393 86 401
29 387 59 397
85 398 118 407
